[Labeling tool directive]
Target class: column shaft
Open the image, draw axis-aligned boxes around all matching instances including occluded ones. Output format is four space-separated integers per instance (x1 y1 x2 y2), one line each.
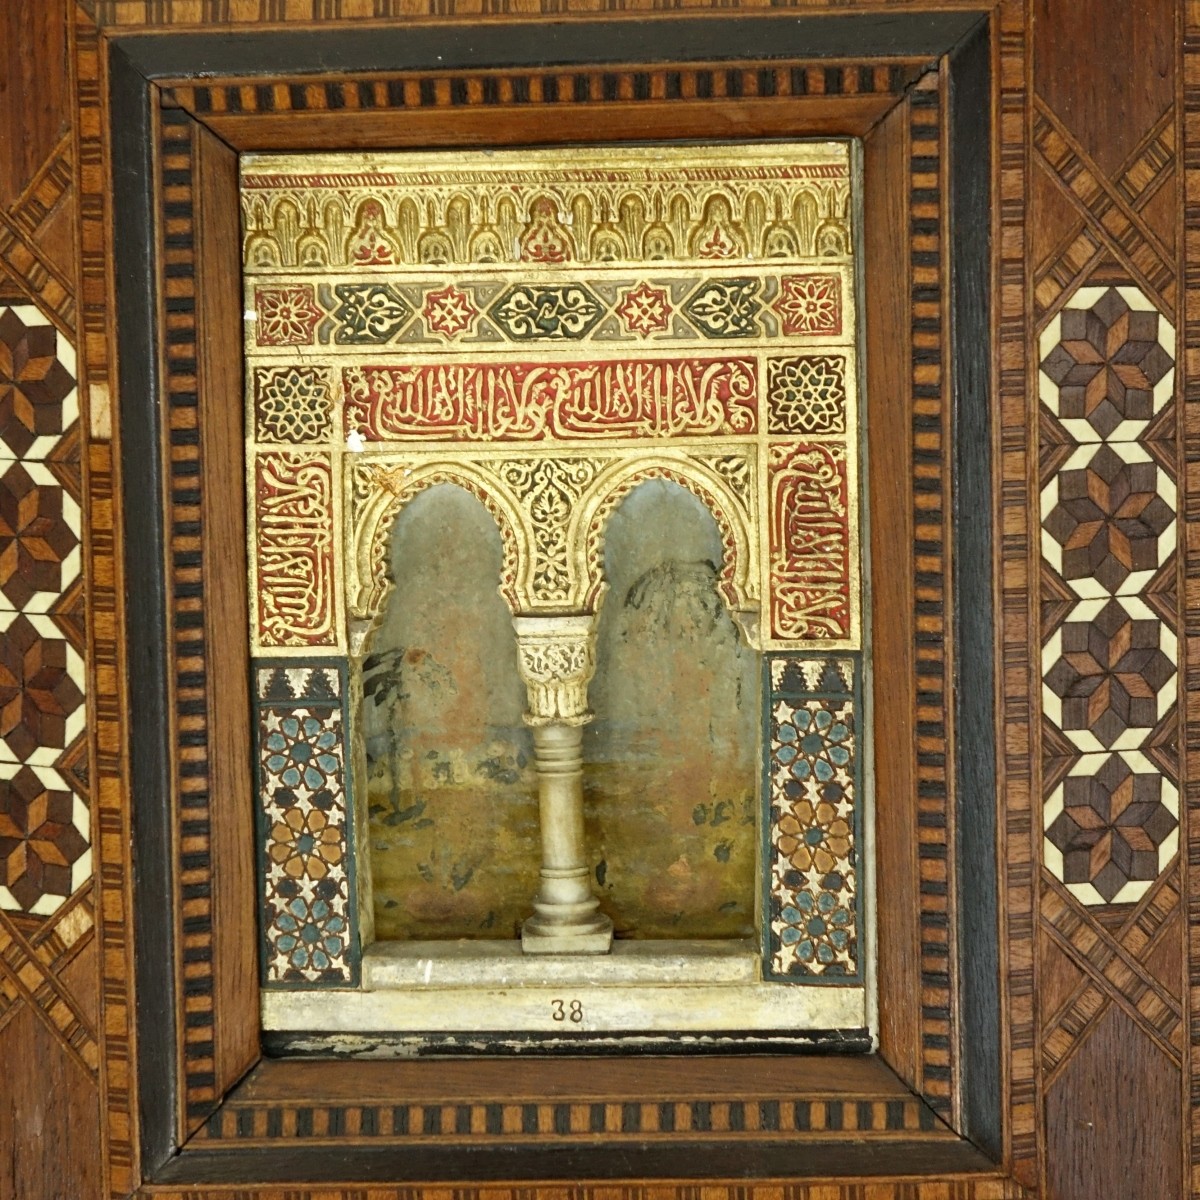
514 614 613 955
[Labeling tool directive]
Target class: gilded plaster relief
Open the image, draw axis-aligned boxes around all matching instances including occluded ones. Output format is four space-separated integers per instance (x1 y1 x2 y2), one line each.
242 143 867 1031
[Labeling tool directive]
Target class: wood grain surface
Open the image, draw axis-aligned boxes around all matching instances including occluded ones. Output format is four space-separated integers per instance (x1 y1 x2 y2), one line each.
0 1 1192 1198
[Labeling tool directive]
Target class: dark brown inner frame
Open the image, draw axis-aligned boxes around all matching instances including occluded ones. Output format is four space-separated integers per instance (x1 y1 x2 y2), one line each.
110 14 1000 1188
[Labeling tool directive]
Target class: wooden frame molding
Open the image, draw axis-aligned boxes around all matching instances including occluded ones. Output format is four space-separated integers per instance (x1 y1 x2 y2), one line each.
89 7 1013 1194
6 0 1193 1194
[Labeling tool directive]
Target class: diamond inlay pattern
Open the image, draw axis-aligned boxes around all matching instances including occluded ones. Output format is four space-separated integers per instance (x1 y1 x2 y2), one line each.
1040 443 1174 596
1039 285 1174 442
0 306 77 458
0 304 87 919
0 763 89 915
1039 282 1178 906
1044 752 1179 905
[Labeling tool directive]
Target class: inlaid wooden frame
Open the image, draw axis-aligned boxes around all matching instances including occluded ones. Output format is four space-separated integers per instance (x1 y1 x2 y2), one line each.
102 13 1005 1190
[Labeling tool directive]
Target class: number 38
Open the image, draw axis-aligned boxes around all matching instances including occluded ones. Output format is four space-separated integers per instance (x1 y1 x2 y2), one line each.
551 998 584 1023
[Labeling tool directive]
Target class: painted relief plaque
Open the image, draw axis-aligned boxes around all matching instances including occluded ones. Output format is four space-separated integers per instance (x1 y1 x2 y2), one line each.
240 143 869 1044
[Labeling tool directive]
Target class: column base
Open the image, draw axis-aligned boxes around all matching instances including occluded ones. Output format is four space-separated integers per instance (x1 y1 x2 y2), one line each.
521 911 614 955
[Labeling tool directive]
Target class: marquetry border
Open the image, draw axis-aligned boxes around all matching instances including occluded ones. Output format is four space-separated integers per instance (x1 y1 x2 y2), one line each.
1182 3 1200 1195
140 60 969 1156
149 1187 1025 1200
79 10 1024 1193
160 60 925 118
907 75 956 1117
194 1091 949 1145
992 0 1038 1186
74 11 142 1200
170 71 948 1055
154 104 227 1128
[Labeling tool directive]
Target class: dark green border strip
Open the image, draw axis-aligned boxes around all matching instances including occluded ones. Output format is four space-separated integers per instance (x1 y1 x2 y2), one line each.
946 18 1000 1161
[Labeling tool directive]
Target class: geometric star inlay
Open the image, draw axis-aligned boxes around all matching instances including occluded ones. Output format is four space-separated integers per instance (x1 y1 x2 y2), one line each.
1042 596 1176 753
0 461 81 610
1038 285 1175 443
1041 442 1175 597
0 306 77 460
1044 751 1179 905
0 612 85 764
0 763 89 915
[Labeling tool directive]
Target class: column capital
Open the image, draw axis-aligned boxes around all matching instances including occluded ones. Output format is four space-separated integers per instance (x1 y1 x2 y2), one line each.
512 614 598 727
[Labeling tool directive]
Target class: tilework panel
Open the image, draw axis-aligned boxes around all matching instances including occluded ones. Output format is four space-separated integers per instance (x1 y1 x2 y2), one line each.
763 654 861 982
254 661 359 986
1039 282 1178 907
0 303 87 921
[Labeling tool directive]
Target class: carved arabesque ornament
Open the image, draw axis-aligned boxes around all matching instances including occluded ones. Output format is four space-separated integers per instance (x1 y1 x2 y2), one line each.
241 147 852 272
512 615 598 726
345 446 761 642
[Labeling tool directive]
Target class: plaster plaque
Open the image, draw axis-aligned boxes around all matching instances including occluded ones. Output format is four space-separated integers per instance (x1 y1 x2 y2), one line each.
241 142 870 1041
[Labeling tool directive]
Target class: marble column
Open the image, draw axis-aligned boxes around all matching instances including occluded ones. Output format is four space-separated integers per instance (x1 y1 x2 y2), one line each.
512 614 613 954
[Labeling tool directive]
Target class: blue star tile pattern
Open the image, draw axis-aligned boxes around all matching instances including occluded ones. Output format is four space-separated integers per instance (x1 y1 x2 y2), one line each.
254 661 359 986
764 654 861 981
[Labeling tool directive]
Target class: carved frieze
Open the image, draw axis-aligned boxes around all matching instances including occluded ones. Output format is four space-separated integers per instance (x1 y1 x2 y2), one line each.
243 144 860 655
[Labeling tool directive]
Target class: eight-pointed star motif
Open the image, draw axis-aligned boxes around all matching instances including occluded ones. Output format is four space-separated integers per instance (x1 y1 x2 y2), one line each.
0 764 89 915
0 307 75 459
0 613 85 764
422 284 478 339
1039 285 1175 440
615 282 672 337
1044 751 1179 905
1042 597 1176 753
0 461 80 611
1040 443 1175 596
